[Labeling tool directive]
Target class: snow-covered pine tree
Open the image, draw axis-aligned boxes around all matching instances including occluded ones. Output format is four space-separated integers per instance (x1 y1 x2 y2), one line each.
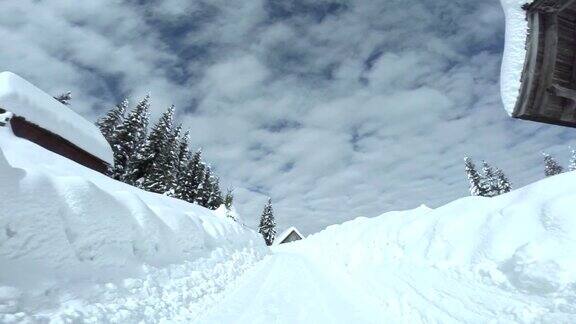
176 130 191 175
464 157 485 196
197 165 214 208
569 148 576 171
224 188 236 221
171 130 191 198
127 105 175 187
258 198 276 246
207 175 224 210
54 92 72 106
174 149 201 203
111 95 150 181
543 153 564 177
224 188 234 210
481 161 498 197
142 120 181 195
494 168 512 195
96 99 128 144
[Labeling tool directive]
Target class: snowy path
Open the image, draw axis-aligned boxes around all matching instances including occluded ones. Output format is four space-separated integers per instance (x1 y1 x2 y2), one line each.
198 251 383 323
197 242 574 324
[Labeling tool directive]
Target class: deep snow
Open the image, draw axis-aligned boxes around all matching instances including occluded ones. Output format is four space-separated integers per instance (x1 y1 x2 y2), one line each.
3 122 576 322
0 71 113 164
0 127 267 322
499 0 532 115
201 171 576 323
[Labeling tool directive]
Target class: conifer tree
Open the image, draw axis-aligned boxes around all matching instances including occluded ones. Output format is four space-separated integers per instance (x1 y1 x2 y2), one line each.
54 92 72 106
208 175 224 210
543 153 564 177
464 157 485 197
142 121 180 194
127 105 175 187
224 188 236 221
197 166 214 207
224 188 234 210
481 161 498 197
174 149 202 203
569 148 576 172
111 95 150 180
258 198 276 246
494 168 512 195
176 130 191 175
96 99 128 144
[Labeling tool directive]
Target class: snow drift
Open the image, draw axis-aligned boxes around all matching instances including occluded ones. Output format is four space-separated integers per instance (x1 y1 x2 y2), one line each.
278 172 576 322
0 127 267 322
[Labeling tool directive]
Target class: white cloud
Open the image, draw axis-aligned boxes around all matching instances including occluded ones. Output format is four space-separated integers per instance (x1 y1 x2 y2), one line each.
1 0 574 235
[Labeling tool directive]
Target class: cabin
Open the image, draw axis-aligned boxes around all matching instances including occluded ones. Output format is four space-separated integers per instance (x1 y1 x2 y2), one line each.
0 72 113 173
274 227 304 245
511 0 576 127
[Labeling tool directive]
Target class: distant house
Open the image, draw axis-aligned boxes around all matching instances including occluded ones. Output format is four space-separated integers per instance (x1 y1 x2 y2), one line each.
0 72 113 173
274 227 304 245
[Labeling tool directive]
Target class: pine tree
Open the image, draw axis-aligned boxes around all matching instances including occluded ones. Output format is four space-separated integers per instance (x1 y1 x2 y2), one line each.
258 198 276 246
174 149 202 203
54 92 72 106
494 168 512 195
207 175 224 210
543 153 564 177
127 105 175 187
96 99 128 143
569 148 576 172
481 161 498 197
111 95 150 180
176 130 191 175
197 165 213 207
224 188 234 210
464 157 485 197
224 188 236 221
142 116 181 194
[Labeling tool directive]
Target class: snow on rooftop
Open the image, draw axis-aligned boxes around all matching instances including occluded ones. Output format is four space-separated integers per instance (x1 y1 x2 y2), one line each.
274 226 304 245
499 0 532 115
0 71 113 165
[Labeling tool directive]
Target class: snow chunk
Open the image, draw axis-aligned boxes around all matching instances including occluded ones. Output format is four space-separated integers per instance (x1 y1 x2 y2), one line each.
499 0 532 115
0 71 113 164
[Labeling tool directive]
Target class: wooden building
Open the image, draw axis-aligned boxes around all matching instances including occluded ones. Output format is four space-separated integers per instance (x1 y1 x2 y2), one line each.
274 227 304 245
513 0 576 127
0 72 113 173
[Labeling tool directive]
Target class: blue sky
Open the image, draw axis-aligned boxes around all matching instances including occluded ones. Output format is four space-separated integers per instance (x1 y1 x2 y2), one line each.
1 0 575 234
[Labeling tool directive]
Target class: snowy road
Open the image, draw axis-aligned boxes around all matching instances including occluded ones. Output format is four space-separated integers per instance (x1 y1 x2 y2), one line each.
197 237 575 324
198 250 383 323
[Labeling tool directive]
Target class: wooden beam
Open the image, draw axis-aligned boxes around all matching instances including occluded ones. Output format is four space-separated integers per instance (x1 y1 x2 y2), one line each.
548 84 576 100
532 12 559 116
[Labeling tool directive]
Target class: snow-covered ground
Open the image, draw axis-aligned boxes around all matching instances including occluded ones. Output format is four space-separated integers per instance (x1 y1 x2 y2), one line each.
3 85 576 322
0 127 268 323
200 170 576 323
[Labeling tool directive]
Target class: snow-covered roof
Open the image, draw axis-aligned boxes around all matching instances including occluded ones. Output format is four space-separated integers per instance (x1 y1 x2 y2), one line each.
274 226 304 245
0 71 113 165
499 0 533 115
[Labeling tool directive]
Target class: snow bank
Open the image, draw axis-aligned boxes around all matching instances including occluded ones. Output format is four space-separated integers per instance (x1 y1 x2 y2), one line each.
499 0 532 115
282 173 576 321
0 71 113 164
0 128 267 322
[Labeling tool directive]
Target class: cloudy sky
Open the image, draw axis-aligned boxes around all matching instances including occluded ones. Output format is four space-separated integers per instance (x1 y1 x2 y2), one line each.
2 0 575 234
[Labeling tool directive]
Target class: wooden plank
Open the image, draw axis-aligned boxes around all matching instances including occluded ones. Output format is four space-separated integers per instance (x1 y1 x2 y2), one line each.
531 12 559 116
